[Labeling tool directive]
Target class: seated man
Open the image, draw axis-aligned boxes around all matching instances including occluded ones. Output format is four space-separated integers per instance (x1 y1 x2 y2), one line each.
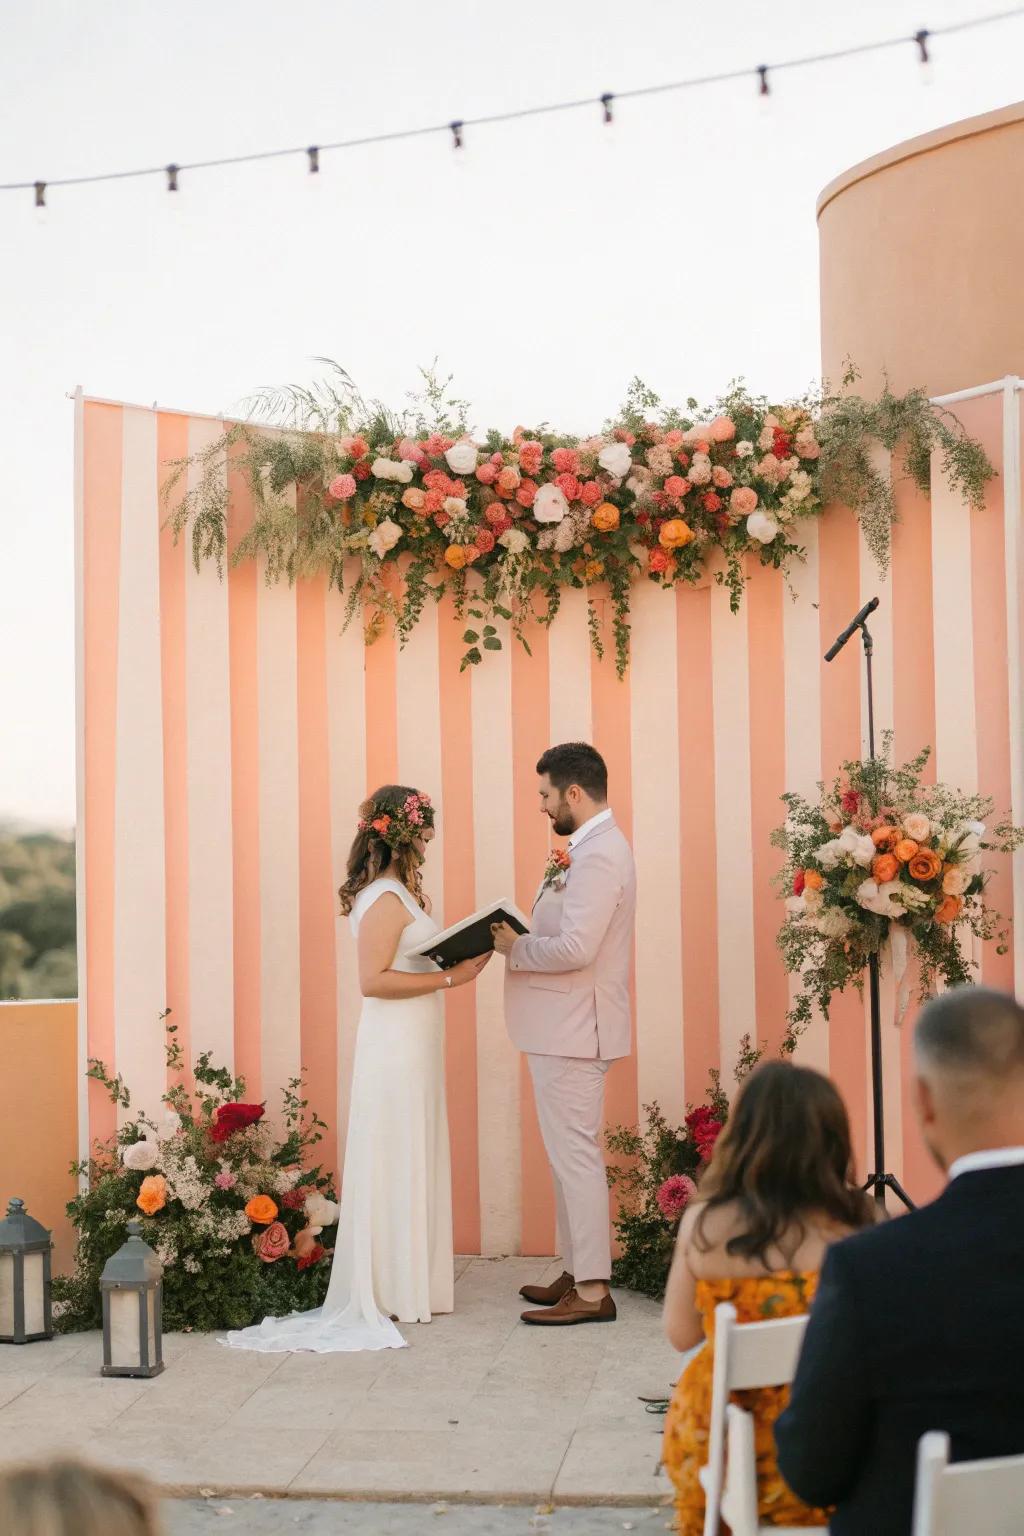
776 985 1024 1536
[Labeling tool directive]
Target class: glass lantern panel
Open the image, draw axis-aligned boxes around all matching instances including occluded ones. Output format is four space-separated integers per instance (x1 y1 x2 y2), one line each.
0 1254 13 1335
22 1253 46 1336
109 1288 143 1368
145 1288 157 1361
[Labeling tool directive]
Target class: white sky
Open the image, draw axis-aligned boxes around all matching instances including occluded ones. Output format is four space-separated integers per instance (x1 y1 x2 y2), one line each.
2 0 1023 828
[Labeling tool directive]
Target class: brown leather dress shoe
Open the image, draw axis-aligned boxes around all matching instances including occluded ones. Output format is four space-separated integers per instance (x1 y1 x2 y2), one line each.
519 1270 575 1306
521 1287 617 1326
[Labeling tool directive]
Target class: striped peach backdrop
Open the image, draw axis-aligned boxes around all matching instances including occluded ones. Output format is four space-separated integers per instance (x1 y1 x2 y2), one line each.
74 384 1024 1252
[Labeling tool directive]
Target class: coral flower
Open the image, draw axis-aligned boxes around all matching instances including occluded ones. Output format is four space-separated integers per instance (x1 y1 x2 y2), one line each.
136 1176 167 1216
803 869 824 891
592 502 620 532
444 545 468 569
909 849 943 882
245 1195 279 1225
871 853 900 884
659 519 694 550
935 894 963 924
894 839 920 864
871 825 900 850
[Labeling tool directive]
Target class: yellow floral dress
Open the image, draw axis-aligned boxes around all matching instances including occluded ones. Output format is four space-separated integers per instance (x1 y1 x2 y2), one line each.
662 1272 827 1534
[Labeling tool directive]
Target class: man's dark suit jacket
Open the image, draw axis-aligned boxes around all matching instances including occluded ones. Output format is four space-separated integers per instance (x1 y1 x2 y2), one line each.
775 1165 1024 1536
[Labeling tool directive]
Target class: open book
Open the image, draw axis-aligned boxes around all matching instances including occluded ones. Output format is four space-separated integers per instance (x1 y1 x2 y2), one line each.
409 899 530 970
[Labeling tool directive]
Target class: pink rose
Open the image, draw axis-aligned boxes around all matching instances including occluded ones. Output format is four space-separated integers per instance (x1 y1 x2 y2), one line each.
709 416 736 443
397 438 420 462
555 473 582 502
252 1221 291 1263
729 487 759 517
476 463 499 486
712 466 733 489
551 448 581 475
664 475 688 499
580 480 603 507
656 1174 698 1221
664 430 685 450
328 473 357 502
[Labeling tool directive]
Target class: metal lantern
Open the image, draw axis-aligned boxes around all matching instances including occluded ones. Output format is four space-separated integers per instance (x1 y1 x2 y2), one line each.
100 1221 164 1378
0 1198 53 1344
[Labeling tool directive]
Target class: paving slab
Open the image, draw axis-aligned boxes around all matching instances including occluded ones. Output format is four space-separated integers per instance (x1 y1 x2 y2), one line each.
166 1499 674 1534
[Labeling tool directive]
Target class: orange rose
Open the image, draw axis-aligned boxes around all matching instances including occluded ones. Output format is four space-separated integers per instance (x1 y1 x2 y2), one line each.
659 518 694 550
894 839 919 864
871 825 899 850
871 853 900 884
908 849 943 883
444 545 468 570
245 1194 279 1226
136 1175 167 1216
401 487 427 514
803 869 824 891
592 502 620 533
935 894 963 924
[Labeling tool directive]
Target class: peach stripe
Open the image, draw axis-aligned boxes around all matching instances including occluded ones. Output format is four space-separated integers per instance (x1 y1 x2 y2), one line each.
511 616 556 1257
438 599 482 1255
113 408 168 1122
710 581 757 1074
677 586 720 1105
817 506 867 1177
745 562 789 1058
157 413 191 1089
82 402 123 1148
227 441 261 1099
629 580 684 1124
185 420 235 1075
73 392 89 1166
297 574 339 1180
470 618 521 1255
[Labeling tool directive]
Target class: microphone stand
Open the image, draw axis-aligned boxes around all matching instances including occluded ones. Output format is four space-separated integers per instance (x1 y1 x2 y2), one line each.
825 600 914 1212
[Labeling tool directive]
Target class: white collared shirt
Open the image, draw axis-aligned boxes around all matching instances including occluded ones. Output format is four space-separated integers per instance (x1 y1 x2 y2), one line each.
948 1146 1024 1181
568 807 613 850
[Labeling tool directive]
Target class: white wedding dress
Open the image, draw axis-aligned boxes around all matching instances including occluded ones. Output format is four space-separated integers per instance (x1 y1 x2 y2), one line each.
223 877 454 1352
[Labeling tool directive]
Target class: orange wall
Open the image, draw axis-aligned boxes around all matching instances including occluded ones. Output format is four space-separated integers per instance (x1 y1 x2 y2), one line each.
0 1001 79 1274
818 101 1024 397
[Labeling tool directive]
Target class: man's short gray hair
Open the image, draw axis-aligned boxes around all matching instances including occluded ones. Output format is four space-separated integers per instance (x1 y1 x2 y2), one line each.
915 985 1024 1076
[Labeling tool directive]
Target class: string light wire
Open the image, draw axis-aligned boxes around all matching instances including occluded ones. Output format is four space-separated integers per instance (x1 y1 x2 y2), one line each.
2 7 1022 199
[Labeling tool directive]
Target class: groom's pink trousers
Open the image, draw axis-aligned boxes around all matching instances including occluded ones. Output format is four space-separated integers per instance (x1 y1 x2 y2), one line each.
527 1053 612 1284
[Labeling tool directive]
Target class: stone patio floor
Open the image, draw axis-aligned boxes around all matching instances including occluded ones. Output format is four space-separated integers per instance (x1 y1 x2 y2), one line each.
0 1258 684 1507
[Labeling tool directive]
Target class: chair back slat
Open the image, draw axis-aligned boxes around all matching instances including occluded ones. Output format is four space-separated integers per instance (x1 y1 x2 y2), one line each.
725 1315 807 1391
913 1431 1024 1536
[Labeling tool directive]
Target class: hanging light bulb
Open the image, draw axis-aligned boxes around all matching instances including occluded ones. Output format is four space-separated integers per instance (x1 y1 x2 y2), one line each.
33 181 47 226
915 29 934 86
757 65 771 114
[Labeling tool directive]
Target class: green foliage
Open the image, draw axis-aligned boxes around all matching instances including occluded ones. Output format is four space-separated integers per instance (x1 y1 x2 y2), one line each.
0 826 77 999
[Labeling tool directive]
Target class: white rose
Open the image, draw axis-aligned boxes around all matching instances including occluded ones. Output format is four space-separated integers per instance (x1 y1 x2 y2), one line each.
371 457 414 484
815 907 853 939
856 878 902 917
956 820 986 860
747 510 780 544
369 518 403 560
785 895 807 917
304 1193 340 1235
683 423 713 444
851 834 877 868
901 813 931 843
445 441 478 475
817 838 846 871
122 1140 159 1171
498 527 530 555
443 497 467 518
598 442 633 478
158 1110 182 1140
534 484 570 524
735 440 755 459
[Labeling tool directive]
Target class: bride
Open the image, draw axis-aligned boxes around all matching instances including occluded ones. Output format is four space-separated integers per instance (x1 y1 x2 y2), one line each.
224 784 490 1352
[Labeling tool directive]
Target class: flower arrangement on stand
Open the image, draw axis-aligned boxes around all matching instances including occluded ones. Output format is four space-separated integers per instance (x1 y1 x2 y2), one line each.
52 1014 339 1333
166 364 992 677
773 738 1024 1036
605 1038 763 1298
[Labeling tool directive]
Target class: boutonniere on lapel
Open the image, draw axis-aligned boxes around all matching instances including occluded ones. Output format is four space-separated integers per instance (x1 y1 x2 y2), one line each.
541 848 572 893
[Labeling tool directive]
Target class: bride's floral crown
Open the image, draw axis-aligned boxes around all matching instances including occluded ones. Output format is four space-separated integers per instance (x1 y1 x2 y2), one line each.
359 791 434 851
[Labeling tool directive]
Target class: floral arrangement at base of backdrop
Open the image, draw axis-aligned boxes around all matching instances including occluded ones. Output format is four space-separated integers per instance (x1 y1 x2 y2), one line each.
773 737 1024 1037
605 1035 770 1300
165 363 993 676
52 1013 339 1334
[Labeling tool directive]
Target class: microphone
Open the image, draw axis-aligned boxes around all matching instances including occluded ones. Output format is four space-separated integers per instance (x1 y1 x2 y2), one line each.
824 596 879 662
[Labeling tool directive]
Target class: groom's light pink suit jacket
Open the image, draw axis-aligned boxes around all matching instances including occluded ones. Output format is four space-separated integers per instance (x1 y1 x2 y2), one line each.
504 815 636 1061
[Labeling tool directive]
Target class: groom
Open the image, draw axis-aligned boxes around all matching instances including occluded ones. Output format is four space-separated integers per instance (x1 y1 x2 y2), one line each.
492 742 636 1326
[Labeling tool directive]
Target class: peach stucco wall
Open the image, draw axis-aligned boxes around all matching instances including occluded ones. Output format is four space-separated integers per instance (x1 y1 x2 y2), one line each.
0 1001 79 1274
818 101 1024 396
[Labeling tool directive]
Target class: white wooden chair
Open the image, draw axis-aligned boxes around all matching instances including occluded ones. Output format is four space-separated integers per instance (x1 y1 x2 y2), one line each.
912 1431 1024 1536
699 1301 808 1536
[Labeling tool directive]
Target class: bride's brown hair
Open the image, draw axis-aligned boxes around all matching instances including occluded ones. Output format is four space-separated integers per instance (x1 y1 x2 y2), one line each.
338 784 432 916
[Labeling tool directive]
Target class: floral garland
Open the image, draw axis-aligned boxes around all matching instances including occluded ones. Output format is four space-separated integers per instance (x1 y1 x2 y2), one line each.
773 738 1024 1035
166 368 993 676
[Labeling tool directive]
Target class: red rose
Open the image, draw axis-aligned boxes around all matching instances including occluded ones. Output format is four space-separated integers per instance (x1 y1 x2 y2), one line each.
772 428 793 460
648 548 671 574
352 460 371 481
296 1243 327 1272
841 790 860 816
211 1102 265 1144
695 1121 722 1162
555 473 582 503
282 1185 314 1210
792 870 806 896
348 436 369 460
635 512 651 526
701 492 723 513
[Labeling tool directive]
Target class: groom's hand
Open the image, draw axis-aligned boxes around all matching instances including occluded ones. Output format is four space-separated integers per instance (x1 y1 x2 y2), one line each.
490 922 518 957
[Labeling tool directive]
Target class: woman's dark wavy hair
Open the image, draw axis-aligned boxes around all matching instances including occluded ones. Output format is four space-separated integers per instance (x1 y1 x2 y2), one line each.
693 1061 874 1265
338 784 430 916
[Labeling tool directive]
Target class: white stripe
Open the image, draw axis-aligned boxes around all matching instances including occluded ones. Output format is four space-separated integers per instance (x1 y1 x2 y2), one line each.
628 580 684 1119
185 419 235 1070
395 596 445 923
783 520 828 1071
257 497 301 1124
1002 380 1024 993
471 623 521 1255
326 563 367 1163
112 408 168 1123
73 389 90 1171
710 582 757 1071
548 585 593 748
930 451 978 795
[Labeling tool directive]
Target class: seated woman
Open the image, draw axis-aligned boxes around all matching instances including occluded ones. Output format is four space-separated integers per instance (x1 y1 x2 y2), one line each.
661 1061 875 1533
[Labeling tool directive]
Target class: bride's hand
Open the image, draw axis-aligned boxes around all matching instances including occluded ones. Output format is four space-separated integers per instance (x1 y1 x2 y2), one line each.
447 953 493 988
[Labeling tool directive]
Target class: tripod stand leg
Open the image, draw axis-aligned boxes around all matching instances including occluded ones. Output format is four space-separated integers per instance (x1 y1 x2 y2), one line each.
882 1173 915 1211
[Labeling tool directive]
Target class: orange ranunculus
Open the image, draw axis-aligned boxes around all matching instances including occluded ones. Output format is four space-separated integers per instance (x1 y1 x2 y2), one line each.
245 1194 279 1226
908 848 944 883
592 502 620 533
659 518 694 550
871 825 899 850
871 853 900 884
894 839 920 864
935 894 963 924
803 870 824 891
444 545 468 570
136 1175 167 1216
